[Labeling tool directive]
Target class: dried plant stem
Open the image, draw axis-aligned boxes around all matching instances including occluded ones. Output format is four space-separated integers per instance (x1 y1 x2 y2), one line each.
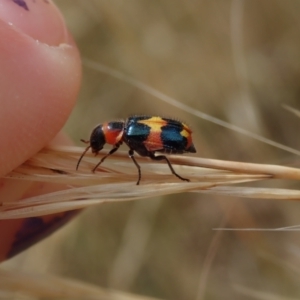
0 269 161 300
1 146 300 219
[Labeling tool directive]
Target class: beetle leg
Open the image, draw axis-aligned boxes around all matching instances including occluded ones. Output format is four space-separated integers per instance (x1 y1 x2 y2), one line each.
128 149 141 185
92 144 120 172
76 145 91 170
149 153 190 182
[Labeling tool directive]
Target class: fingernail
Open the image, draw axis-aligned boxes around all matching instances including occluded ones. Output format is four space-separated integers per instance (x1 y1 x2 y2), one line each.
0 0 69 46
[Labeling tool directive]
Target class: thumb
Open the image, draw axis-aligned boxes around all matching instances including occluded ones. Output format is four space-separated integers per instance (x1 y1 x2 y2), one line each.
0 0 81 177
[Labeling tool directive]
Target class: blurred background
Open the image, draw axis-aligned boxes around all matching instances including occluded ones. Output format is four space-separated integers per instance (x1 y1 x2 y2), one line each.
5 1 300 299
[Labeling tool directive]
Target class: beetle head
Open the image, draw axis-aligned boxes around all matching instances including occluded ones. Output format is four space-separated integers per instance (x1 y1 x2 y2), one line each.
90 124 106 153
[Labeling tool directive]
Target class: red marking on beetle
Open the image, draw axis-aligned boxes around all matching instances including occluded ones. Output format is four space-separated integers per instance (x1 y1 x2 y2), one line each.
143 130 164 152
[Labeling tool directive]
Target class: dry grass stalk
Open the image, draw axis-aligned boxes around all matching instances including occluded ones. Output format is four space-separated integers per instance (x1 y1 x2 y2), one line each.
0 268 161 300
1 146 300 219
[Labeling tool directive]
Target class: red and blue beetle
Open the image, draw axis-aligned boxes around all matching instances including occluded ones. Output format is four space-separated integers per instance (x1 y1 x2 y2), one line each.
77 116 196 185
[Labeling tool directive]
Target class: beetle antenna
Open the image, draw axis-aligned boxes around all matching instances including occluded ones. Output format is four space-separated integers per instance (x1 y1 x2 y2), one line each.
76 145 91 170
80 139 90 143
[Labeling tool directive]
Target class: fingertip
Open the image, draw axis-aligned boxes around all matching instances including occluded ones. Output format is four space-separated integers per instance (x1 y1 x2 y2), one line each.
0 1 82 176
0 0 69 46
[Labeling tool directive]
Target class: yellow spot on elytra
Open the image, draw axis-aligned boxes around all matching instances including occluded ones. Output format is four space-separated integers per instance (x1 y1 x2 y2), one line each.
137 117 167 132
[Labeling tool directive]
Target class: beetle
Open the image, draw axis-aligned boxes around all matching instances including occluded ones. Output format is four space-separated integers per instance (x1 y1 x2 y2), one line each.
76 116 196 185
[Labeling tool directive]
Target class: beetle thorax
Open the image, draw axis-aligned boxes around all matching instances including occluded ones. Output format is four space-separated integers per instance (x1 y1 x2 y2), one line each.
103 121 124 145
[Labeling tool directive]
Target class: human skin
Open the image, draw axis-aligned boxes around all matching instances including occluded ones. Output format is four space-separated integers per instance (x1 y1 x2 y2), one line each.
0 0 81 262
